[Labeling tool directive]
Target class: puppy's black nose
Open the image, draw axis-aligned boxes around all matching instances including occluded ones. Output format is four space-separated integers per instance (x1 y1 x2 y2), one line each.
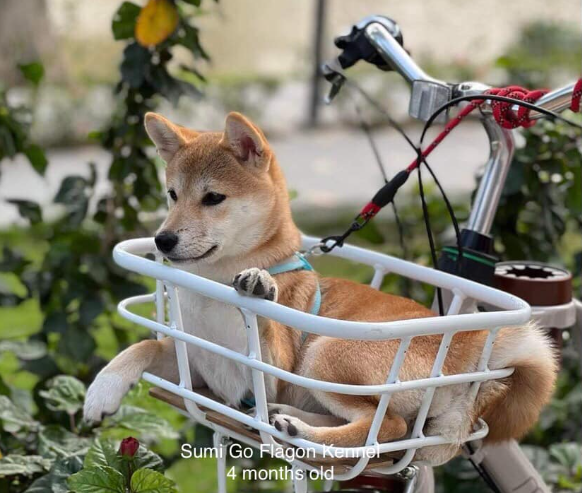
155 231 179 254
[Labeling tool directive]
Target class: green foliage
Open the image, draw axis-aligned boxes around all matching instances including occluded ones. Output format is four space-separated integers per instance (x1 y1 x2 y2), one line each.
495 21 582 88
0 374 172 493
39 376 86 416
17 63 45 87
492 115 582 265
0 65 47 176
67 438 176 493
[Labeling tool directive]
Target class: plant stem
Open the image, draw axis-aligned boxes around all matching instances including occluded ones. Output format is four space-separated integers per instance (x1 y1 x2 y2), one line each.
68 412 77 433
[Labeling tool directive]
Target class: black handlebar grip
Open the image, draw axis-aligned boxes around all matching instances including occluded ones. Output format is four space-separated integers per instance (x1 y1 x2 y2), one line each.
371 170 410 208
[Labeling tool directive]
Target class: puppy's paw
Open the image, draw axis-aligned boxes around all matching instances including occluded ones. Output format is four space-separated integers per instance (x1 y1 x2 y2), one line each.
233 268 278 301
415 411 469 465
414 443 461 466
83 372 134 424
270 414 309 439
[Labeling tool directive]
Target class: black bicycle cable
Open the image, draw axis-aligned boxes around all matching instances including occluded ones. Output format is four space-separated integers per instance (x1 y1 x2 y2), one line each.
350 91 410 262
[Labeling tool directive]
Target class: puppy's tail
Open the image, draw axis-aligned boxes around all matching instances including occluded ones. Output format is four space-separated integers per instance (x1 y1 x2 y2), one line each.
477 322 558 443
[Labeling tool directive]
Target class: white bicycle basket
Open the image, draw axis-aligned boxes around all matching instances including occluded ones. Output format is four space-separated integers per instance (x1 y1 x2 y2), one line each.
113 234 531 486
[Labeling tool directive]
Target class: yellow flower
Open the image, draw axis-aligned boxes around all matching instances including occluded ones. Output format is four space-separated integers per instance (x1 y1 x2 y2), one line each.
135 0 179 47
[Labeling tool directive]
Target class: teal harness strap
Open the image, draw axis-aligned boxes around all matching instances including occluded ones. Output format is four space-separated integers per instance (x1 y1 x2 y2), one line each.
267 253 321 340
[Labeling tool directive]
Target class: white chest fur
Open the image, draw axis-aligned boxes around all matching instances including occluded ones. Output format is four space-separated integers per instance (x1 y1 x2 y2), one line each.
177 287 254 406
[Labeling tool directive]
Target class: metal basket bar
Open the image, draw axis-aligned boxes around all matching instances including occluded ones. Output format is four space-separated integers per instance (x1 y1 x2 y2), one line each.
154 256 166 341
365 337 412 445
241 308 277 446
410 331 457 443
166 283 206 421
113 240 531 340
468 327 501 404
370 265 388 289
120 297 514 395
141 371 490 457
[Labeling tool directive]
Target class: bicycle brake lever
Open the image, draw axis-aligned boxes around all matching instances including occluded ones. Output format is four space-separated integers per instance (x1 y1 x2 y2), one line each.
321 60 346 104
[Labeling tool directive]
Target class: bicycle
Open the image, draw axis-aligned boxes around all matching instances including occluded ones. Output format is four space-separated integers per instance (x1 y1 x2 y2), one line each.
113 14 582 493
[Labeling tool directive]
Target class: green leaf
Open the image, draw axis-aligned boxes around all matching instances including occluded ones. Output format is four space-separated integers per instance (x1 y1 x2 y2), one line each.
120 42 151 88
67 465 126 493
104 406 178 439
0 395 39 433
42 311 68 335
39 376 86 415
38 425 91 460
18 62 45 86
6 199 42 224
84 439 164 481
0 340 47 360
24 144 48 175
57 326 96 361
79 297 105 326
53 175 90 227
176 23 209 60
83 439 121 472
26 454 84 493
54 175 88 204
181 0 201 6
0 455 51 478
0 246 29 274
149 66 201 106
0 375 9 397
112 2 141 40
133 445 164 472
130 468 177 493
550 442 582 470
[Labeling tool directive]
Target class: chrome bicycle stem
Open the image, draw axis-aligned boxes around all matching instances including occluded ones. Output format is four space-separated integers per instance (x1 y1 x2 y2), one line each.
466 114 516 235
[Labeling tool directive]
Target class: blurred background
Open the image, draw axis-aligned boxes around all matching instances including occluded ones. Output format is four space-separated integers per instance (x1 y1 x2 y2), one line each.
0 1 581 492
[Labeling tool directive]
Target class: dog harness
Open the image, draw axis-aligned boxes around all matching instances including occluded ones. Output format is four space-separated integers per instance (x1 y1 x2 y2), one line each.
240 253 320 409
267 252 322 322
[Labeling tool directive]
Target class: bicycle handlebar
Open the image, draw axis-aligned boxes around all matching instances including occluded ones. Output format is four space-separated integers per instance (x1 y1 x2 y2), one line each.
324 15 580 240
362 19 436 84
327 16 578 123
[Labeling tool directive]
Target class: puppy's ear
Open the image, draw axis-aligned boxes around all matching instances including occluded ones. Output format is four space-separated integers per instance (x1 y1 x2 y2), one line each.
144 113 198 163
221 112 270 171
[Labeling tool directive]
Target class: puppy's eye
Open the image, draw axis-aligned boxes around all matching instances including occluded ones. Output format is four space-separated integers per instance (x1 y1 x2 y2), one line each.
168 189 177 201
202 192 226 206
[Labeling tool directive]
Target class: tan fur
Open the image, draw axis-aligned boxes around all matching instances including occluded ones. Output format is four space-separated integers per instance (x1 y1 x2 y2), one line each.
84 112 557 465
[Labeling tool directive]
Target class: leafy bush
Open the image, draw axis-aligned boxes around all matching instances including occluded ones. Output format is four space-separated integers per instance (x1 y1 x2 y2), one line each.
495 21 582 88
0 370 175 493
492 115 582 270
0 63 48 177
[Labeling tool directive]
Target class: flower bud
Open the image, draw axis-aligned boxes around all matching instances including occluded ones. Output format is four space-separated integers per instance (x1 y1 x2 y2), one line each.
119 437 139 458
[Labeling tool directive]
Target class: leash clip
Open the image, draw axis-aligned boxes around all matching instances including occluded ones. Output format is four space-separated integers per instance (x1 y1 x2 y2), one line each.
319 213 371 253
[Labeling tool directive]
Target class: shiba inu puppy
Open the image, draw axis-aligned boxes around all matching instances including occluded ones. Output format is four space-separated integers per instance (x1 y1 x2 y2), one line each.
84 111 557 465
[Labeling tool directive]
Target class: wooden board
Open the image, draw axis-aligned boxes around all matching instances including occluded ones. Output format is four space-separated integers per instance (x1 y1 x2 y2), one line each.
149 387 400 472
